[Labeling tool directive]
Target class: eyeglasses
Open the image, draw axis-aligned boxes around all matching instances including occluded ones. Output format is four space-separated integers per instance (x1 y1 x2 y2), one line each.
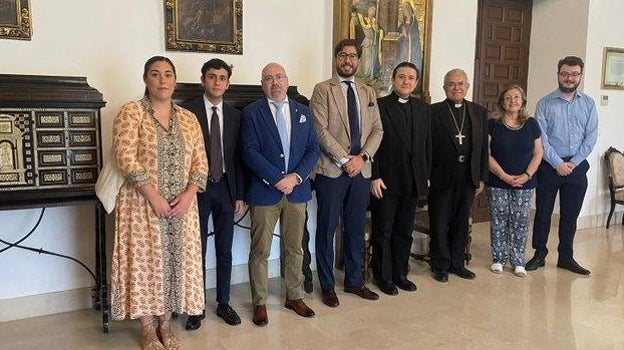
558 72 582 78
262 73 288 84
336 52 359 61
445 81 468 89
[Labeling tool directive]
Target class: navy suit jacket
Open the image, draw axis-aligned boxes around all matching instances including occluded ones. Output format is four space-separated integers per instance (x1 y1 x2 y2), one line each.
181 98 244 219
241 98 319 206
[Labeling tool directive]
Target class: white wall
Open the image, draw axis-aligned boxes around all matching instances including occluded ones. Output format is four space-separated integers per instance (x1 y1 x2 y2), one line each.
428 0 479 102
527 0 624 226
584 0 624 221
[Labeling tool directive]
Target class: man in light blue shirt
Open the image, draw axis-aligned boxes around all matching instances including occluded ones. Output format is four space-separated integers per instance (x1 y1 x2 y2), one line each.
526 56 598 275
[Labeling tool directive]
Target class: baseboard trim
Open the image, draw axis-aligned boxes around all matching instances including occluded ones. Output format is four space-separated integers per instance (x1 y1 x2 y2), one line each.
0 256 318 322
0 287 93 323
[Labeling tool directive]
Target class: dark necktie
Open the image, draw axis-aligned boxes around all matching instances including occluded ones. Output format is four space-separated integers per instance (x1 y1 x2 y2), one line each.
210 106 223 181
343 81 361 154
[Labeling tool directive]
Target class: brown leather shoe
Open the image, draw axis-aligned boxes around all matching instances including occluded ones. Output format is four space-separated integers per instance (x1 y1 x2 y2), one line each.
284 299 315 318
252 305 268 326
344 285 379 300
321 288 340 307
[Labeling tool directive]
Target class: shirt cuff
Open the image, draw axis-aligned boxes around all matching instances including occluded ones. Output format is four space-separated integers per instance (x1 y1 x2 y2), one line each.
294 173 303 185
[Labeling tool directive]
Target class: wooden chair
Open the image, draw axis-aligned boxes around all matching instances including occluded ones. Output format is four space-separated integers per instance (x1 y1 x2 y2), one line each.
604 147 624 229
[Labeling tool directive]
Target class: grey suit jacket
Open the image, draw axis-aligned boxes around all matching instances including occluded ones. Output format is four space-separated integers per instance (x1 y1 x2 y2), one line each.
309 76 383 178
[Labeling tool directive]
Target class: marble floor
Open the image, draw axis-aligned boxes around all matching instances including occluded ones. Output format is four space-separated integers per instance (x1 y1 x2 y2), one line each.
2 222 624 350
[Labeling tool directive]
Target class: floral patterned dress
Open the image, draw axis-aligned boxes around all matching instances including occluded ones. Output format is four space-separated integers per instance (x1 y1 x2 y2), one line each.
110 98 208 320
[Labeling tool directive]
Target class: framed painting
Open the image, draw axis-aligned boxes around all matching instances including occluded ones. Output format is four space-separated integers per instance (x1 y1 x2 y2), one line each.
601 47 624 90
0 0 32 40
164 0 242 54
333 0 432 101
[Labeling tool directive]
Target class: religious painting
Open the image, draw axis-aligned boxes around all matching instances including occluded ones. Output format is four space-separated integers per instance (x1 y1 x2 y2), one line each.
333 0 432 101
164 0 242 54
0 0 32 40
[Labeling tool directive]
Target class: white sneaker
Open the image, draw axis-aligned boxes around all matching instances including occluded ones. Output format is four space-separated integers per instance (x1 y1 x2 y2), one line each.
514 266 527 277
490 263 503 274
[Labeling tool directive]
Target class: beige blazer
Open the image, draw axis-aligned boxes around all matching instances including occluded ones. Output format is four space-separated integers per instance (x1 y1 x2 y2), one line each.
310 76 383 178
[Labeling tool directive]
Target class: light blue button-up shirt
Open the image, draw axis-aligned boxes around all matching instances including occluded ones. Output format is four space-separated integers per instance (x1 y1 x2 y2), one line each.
535 88 598 168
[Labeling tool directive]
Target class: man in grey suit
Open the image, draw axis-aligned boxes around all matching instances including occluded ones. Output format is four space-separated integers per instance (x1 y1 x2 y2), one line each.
310 38 384 308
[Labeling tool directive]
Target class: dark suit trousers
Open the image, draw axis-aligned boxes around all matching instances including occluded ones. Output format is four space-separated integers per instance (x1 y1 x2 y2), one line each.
199 178 235 306
371 194 417 283
315 173 370 290
532 160 589 261
428 179 475 271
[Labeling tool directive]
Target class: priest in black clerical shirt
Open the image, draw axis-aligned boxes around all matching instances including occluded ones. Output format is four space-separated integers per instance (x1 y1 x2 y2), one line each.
427 68 488 283
371 62 431 295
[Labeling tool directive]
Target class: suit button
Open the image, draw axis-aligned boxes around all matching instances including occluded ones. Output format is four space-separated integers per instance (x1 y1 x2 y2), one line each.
280 154 284 158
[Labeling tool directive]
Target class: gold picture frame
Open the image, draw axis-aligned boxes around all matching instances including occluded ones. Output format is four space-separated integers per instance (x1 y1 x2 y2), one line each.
164 0 242 54
0 0 32 40
602 47 624 90
333 0 432 101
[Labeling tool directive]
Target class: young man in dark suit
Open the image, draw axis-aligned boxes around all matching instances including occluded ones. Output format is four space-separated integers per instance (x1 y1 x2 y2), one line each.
428 68 488 283
371 62 431 295
182 58 245 329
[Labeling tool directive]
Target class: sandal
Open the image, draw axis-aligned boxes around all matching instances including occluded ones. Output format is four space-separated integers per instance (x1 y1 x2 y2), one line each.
158 316 181 350
140 317 166 350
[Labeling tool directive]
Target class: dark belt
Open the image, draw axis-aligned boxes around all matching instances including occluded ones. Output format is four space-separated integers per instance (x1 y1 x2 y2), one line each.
458 155 467 163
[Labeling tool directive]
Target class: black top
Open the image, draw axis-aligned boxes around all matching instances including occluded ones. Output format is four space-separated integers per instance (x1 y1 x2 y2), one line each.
487 117 541 189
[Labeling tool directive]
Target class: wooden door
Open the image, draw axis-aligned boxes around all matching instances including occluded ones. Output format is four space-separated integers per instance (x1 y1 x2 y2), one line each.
472 0 532 223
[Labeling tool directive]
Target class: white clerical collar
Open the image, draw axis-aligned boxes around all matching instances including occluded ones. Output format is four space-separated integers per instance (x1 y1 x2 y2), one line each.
398 97 409 104
454 103 463 108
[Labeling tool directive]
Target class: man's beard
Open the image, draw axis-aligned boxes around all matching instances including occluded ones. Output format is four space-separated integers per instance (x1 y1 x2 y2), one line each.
559 81 580 93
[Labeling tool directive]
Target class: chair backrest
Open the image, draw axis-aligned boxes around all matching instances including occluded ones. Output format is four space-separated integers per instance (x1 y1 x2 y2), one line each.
605 147 624 189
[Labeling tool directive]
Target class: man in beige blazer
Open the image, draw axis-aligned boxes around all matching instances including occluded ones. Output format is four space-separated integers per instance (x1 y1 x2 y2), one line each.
310 38 383 308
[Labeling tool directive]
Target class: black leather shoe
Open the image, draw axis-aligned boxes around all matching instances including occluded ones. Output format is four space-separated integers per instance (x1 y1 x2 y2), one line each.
185 315 202 331
557 259 590 275
344 285 380 300
217 304 241 326
321 288 340 307
449 267 476 280
375 281 398 296
525 255 546 271
394 277 417 292
433 270 448 283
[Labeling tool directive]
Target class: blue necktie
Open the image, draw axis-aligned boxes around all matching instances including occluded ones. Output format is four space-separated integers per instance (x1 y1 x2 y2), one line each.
343 81 361 154
272 102 290 171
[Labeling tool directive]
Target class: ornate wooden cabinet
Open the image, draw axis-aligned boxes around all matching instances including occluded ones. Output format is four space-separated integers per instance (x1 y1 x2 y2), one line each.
0 74 104 203
0 74 109 332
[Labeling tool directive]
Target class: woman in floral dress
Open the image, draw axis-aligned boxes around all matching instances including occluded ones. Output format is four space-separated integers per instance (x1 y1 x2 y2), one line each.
110 56 208 350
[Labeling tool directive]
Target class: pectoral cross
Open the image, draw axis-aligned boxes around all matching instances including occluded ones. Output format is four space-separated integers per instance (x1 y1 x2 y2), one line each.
455 132 465 145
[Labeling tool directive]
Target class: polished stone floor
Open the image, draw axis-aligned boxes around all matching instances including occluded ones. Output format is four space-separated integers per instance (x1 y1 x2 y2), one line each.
1 222 624 350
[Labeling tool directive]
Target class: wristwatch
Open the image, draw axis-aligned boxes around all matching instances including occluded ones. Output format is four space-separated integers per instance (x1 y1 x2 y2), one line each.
524 171 532 179
361 153 370 162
